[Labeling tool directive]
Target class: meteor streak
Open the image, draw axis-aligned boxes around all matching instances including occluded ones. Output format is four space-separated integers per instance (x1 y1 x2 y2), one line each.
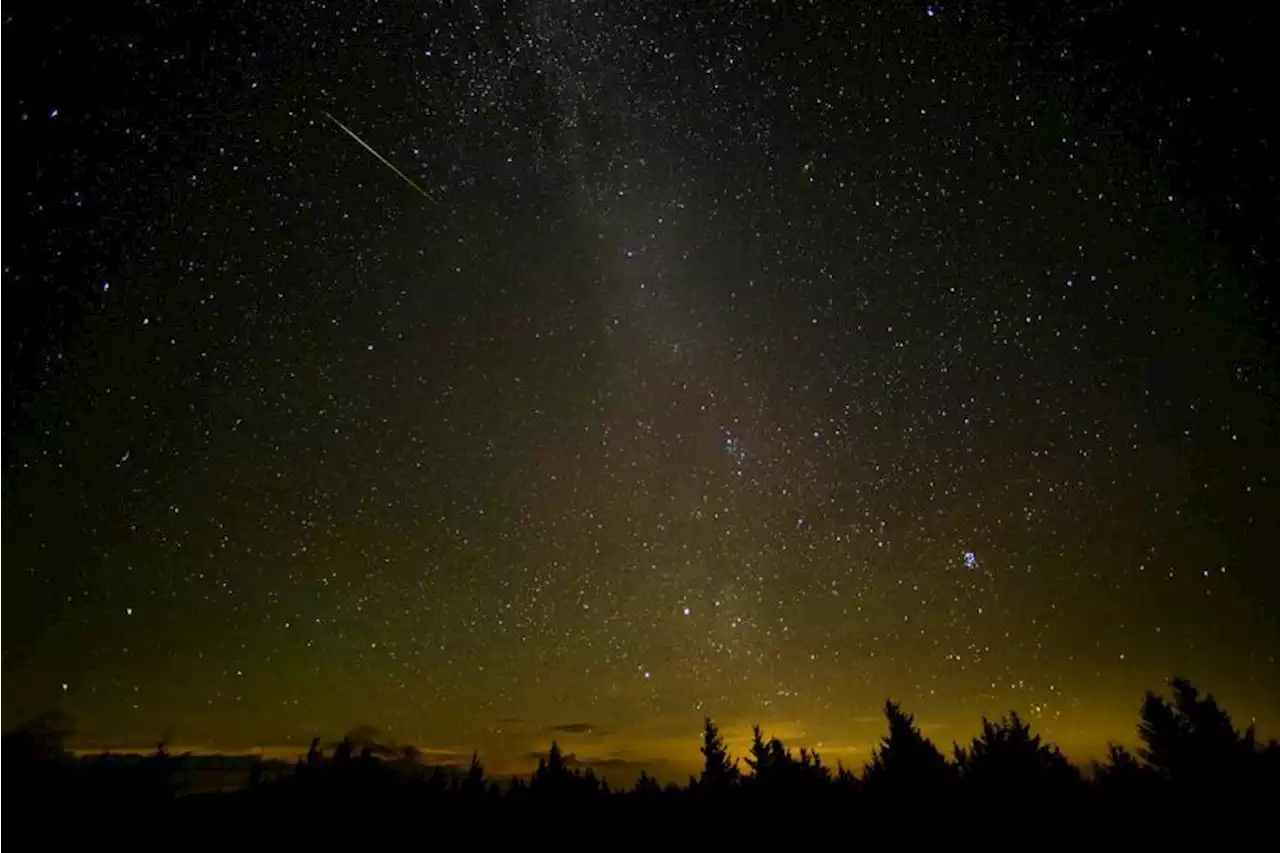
323 111 435 201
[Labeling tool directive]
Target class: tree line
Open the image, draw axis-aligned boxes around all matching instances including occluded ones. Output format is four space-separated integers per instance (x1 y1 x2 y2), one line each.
5 677 1278 830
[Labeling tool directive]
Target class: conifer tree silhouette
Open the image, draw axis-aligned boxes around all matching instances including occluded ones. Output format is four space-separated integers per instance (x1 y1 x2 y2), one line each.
743 725 832 798
744 725 773 779
332 736 355 765
634 769 662 797
305 737 323 768
546 740 567 776
955 711 1078 793
863 700 953 796
1093 743 1155 795
1137 677 1265 793
698 717 739 790
834 760 860 794
532 740 576 802
462 751 486 797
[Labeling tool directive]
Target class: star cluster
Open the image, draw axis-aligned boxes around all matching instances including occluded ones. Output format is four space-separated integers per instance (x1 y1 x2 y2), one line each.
5 1 1277 776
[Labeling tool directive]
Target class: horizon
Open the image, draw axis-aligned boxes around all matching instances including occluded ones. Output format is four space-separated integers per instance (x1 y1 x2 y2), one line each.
49 677 1280 789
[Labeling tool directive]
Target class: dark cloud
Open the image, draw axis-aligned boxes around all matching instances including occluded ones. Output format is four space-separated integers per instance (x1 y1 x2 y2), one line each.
522 749 603 764
571 754 686 786
544 722 609 735
568 755 635 769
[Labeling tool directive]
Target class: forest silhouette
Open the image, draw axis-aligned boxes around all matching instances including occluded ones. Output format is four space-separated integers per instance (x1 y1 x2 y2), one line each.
6 677 1278 832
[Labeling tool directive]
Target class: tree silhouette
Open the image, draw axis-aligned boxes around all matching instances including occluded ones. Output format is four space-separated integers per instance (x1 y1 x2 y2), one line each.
542 741 568 778
1137 677 1268 794
332 736 355 765
4 713 74 811
698 717 739 790
743 725 831 795
834 760 860 795
1093 744 1157 796
305 737 324 768
863 700 953 796
634 769 662 798
462 751 486 797
744 725 774 778
955 711 1078 793
3 711 71 767
532 740 590 803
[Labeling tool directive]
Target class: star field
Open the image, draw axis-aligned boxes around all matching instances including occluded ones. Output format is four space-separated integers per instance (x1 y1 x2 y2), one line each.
4 1 1277 778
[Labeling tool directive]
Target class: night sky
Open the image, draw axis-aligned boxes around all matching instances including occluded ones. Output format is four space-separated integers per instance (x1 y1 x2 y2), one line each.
5 1 1278 780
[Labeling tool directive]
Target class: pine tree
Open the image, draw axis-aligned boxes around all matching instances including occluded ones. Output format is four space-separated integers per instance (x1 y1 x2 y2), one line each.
957 711 1078 792
462 751 486 795
863 700 953 796
532 740 575 801
1093 743 1155 794
744 725 771 777
699 717 739 789
635 769 662 797
1138 677 1260 790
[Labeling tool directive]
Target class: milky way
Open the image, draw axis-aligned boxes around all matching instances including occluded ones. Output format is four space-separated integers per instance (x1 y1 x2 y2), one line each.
5 1 1277 780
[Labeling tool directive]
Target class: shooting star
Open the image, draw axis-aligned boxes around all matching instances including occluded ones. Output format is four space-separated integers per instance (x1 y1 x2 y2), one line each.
323 111 435 202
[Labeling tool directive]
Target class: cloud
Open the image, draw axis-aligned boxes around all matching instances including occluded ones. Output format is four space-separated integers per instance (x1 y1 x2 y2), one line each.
412 747 476 764
575 753 688 786
544 722 611 736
